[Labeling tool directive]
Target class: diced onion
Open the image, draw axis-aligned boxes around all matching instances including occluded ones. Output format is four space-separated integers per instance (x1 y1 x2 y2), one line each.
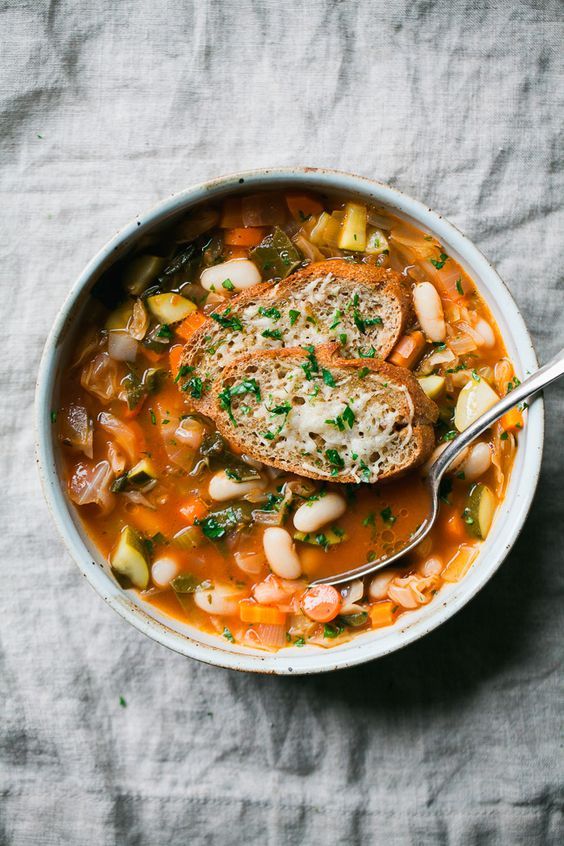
254 624 287 648
108 331 138 362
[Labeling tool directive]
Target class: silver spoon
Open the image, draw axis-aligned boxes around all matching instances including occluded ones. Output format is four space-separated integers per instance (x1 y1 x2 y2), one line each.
310 347 564 588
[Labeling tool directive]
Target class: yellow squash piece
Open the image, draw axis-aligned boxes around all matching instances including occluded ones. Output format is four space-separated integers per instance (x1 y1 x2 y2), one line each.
454 377 499 431
146 293 197 324
417 374 445 400
338 203 367 251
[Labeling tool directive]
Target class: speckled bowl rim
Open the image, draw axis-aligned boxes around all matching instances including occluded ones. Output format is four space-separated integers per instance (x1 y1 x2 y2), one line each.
35 167 544 675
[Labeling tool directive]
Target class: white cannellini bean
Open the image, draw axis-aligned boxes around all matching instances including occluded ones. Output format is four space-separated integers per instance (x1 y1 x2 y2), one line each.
368 569 399 600
193 584 244 616
208 470 266 502
293 492 347 533
460 441 492 481
413 282 446 342
474 318 496 349
151 556 180 587
423 442 468 476
200 259 262 293
263 527 302 580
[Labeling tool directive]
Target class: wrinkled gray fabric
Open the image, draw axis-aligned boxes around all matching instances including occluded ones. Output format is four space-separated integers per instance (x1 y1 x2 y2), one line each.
1 1 563 844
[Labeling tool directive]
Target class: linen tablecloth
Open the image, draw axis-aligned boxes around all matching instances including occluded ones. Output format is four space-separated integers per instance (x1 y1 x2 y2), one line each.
1 1 562 843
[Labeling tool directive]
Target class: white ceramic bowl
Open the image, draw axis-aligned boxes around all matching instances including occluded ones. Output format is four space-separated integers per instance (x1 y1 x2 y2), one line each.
35 168 543 674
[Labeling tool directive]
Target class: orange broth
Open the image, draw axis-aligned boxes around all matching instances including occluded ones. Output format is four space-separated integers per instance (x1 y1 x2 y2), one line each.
55 191 520 650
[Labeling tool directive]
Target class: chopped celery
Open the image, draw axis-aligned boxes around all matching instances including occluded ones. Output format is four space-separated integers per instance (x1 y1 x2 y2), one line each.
250 227 302 280
172 526 205 550
338 203 367 251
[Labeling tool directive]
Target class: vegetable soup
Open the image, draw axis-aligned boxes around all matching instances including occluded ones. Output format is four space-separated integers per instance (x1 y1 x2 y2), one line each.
54 190 522 651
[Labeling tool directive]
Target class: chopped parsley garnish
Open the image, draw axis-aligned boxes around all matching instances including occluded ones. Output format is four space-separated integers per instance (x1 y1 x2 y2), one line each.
222 627 235 642
442 430 457 441
430 252 449 270
462 508 474 525
181 376 203 399
500 431 509 441
149 408 157 425
323 622 344 639
156 324 173 338
339 333 347 346
218 378 261 425
455 278 464 296
325 449 345 475
259 306 281 320
300 345 319 380
342 404 355 429
211 308 243 331
50 410 57 424
471 370 481 382
294 637 306 647
325 415 345 432
362 513 376 527
222 279 235 291
224 468 241 481
268 402 292 415
119 696 127 708
358 367 370 379
174 364 194 382
358 347 376 358
506 376 521 393
261 328 283 340
322 368 336 387
352 293 383 334
330 309 342 329
380 506 396 524
289 309 300 325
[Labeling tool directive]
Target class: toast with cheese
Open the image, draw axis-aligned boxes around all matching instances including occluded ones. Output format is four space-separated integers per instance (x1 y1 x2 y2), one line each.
208 345 438 484
180 260 411 414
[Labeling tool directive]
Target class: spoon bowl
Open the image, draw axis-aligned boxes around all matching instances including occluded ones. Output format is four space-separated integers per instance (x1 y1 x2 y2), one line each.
310 347 564 588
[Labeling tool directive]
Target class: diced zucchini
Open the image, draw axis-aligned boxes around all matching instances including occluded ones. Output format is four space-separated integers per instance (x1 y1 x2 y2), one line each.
250 227 302 280
123 255 166 296
127 458 157 487
294 527 348 548
172 526 204 550
105 301 134 331
146 293 197 324
340 611 369 627
338 202 367 251
463 483 496 539
454 378 499 432
418 374 446 400
110 526 150 589
365 227 389 255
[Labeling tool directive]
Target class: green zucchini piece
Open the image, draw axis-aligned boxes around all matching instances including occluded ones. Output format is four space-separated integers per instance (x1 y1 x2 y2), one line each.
123 255 166 296
110 526 150 589
463 483 496 539
146 292 196 324
250 226 302 280
127 458 157 487
340 612 369 628
294 527 348 549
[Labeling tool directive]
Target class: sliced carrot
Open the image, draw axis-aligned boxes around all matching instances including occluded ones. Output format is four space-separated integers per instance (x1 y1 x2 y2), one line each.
168 344 184 378
500 407 524 433
140 346 165 364
128 505 167 538
219 197 243 228
442 545 478 583
285 193 324 222
179 495 208 523
369 601 396 629
224 227 266 247
176 311 206 342
239 601 286 626
388 330 426 369
301 585 341 623
443 511 469 542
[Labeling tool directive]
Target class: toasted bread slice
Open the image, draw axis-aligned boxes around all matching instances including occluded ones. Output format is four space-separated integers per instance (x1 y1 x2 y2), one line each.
180 260 411 414
208 345 438 484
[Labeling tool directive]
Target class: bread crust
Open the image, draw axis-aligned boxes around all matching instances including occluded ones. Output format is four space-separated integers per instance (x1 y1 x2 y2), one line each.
179 259 412 415
209 345 438 484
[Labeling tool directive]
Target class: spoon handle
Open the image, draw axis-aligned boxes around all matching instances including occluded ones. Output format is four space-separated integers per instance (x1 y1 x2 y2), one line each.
431 346 564 483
